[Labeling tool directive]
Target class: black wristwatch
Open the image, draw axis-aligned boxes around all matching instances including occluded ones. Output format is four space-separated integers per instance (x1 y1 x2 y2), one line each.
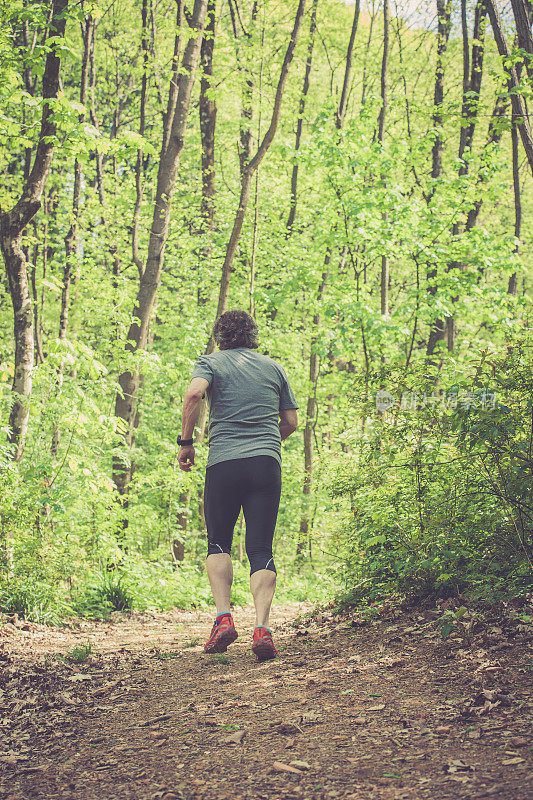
177 437 194 446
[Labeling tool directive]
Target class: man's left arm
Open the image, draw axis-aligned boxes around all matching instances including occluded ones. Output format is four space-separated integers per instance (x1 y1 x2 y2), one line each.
178 377 209 472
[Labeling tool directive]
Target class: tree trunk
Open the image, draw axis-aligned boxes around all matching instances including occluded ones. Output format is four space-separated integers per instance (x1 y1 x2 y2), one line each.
377 0 389 143
132 0 150 277
446 0 487 350
89 23 120 277
361 1 378 111
52 16 93 458
508 123 522 295
199 0 217 230
337 0 360 129
295 0 361 557
510 0 533 82
162 0 185 154
464 91 509 235
233 1 259 176
204 0 307 355
459 0 487 162
0 0 68 461
287 0 319 231
296 268 329 559
486 0 533 175
426 0 452 359
113 0 208 498
378 0 390 318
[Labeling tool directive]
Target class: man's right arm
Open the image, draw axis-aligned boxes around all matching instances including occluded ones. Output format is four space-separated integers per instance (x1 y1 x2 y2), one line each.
279 408 298 441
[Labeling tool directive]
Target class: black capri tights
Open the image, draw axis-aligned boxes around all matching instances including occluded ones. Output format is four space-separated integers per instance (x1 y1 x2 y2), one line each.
204 455 281 575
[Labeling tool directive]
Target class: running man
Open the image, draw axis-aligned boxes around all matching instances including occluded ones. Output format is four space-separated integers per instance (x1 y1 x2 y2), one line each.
177 310 298 661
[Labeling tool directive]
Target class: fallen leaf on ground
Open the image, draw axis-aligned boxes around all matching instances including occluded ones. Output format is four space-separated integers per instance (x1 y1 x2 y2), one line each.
277 722 303 735
510 737 529 747
57 693 78 706
301 712 320 724
222 730 246 744
15 764 49 774
90 679 123 697
272 761 303 775
285 737 296 748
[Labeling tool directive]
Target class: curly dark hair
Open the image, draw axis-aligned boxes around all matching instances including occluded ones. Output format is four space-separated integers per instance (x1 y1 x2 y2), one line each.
213 309 259 350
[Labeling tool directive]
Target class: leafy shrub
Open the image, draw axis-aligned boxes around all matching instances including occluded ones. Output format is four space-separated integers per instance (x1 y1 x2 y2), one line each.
332 338 533 605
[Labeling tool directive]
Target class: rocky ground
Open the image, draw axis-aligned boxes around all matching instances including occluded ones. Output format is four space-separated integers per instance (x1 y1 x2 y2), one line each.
1 597 532 800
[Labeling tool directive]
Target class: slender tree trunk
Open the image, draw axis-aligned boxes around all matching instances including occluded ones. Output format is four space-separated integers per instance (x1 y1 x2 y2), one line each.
464 91 509 235
190 0 219 527
29 229 44 364
361 1 377 110
199 0 217 230
378 0 390 318
132 0 150 277
446 0 487 350
20 19 38 184
510 0 533 82
249 24 265 319
377 0 389 143
235 1 259 176
337 0 361 129
508 123 522 295
0 0 68 461
287 0 319 230
162 0 185 154
486 0 533 174
113 0 208 499
204 0 307 355
89 23 120 276
296 0 361 555
51 16 93 458
296 267 329 559
426 0 452 359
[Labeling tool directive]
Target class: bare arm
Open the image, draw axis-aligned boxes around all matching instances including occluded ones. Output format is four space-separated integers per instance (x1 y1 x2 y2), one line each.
178 377 209 471
279 408 298 441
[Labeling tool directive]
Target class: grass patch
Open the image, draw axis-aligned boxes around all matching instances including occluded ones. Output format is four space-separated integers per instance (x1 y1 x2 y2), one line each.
64 643 93 663
153 649 181 660
211 653 231 664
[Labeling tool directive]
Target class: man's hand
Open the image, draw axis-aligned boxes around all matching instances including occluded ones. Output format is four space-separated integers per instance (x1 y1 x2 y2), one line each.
178 445 195 472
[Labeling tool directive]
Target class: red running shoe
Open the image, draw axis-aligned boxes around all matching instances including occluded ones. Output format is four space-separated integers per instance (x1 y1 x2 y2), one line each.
252 626 278 662
204 613 238 653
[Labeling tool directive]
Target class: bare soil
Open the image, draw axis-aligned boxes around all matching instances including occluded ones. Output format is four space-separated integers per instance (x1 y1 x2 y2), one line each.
1 599 532 800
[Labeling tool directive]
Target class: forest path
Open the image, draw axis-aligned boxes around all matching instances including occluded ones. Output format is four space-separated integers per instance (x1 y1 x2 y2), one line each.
1 602 532 800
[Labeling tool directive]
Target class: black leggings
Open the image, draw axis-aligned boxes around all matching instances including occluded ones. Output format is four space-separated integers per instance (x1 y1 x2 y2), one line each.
204 455 281 575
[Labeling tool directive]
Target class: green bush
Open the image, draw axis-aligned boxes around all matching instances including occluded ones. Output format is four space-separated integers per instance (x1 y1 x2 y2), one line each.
332 339 533 605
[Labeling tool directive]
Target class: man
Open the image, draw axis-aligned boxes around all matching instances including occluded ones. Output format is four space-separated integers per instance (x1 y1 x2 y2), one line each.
178 309 298 661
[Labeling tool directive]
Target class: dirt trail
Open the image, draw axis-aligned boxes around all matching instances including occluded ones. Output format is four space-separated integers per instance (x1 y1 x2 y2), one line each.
1 601 532 800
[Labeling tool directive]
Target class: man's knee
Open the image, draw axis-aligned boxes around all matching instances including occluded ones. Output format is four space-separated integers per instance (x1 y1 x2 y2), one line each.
248 552 277 576
207 542 232 557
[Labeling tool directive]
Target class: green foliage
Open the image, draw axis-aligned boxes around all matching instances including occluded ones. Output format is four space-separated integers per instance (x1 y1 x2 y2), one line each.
332 337 533 605
0 0 531 620
93 573 134 612
64 642 93 663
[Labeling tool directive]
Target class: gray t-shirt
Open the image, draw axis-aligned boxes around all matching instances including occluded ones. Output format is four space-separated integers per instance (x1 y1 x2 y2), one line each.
191 348 299 468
